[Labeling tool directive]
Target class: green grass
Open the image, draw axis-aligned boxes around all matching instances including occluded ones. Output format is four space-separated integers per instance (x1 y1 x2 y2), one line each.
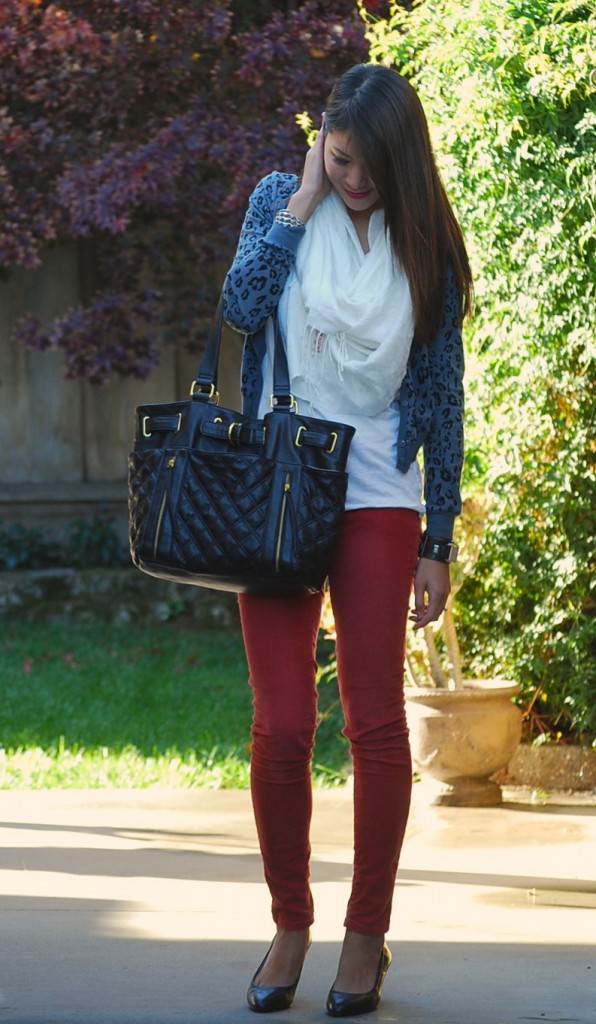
0 621 349 789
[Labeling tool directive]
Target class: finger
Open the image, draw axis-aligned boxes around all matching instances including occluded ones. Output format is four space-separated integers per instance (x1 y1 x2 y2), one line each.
418 589 448 627
409 599 429 629
411 574 449 630
413 571 428 618
411 604 440 631
312 123 326 150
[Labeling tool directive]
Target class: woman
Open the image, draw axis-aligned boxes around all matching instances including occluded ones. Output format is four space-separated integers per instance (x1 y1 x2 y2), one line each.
223 64 472 1017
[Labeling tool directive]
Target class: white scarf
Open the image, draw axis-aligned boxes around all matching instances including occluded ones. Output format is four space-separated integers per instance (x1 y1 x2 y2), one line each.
284 190 414 417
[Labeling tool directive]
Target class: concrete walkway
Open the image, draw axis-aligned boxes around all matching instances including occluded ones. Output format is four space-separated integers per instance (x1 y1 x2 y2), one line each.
0 784 594 1024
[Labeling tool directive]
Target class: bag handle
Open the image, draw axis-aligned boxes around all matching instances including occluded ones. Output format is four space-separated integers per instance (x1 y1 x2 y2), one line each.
189 294 225 402
190 292 294 411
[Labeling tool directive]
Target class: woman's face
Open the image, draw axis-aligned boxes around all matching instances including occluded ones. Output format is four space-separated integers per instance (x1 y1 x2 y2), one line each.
323 130 381 214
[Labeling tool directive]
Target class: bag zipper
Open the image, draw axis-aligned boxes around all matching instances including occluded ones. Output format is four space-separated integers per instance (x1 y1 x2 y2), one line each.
275 472 291 572
153 456 176 557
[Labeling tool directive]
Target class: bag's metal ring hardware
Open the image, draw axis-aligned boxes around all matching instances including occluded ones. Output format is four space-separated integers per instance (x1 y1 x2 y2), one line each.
270 394 298 412
295 426 338 454
190 381 220 404
142 413 182 438
228 422 242 446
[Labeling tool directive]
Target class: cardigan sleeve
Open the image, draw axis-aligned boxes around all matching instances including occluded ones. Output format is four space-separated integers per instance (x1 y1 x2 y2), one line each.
223 172 304 334
421 268 465 539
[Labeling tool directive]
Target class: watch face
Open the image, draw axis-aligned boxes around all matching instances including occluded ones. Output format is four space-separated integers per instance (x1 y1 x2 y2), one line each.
446 544 458 563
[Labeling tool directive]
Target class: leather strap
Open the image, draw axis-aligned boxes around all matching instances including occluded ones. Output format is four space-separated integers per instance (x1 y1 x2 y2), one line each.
200 420 266 446
190 293 293 410
142 413 181 436
295 427 337 450
190 296 225 397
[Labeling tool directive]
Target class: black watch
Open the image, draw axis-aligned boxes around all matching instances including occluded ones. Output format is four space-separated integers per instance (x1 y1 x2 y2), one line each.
419 532 459 564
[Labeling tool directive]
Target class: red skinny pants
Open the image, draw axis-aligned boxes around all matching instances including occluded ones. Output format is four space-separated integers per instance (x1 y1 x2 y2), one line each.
238 507 420 936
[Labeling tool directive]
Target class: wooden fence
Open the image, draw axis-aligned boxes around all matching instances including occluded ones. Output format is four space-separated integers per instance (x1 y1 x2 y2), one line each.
0 246 240 541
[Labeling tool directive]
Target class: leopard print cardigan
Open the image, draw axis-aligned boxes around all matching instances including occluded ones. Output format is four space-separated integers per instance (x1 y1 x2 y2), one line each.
223 172 465 538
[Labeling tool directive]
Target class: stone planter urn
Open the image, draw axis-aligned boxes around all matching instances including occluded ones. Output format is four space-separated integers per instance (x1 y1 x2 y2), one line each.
405 680 522 806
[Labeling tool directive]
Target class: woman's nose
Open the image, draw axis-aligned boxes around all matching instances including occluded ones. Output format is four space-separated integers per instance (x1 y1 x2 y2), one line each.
346 168 369 189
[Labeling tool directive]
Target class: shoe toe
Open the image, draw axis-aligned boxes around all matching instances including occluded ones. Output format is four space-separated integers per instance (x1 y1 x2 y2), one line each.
247 984 295 1013
326 943 392 1017
326 989 380 1017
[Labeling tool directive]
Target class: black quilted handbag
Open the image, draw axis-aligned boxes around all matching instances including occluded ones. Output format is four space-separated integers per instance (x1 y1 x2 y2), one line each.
128 297 355 596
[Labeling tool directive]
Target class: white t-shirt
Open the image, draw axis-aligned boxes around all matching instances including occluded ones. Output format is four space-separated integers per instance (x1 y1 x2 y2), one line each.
258 280 424 516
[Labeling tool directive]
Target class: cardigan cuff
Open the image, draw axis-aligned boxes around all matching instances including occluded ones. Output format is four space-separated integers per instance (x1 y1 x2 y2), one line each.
424 511 456 541
265 221 305 255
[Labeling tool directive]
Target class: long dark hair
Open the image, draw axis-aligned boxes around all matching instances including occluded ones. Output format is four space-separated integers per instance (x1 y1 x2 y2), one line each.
325 64 473 343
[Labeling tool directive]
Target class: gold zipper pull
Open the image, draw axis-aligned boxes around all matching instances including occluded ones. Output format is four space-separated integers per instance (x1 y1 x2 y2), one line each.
168 457 176 468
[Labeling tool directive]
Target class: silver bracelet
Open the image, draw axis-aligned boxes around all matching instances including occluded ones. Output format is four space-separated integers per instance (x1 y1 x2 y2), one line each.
274 209 305 230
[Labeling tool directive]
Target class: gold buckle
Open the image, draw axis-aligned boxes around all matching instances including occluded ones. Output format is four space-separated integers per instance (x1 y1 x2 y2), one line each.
190 381 220 403
295 426 337 453
142 413 182 438
270 394 298 412
228 422 242 445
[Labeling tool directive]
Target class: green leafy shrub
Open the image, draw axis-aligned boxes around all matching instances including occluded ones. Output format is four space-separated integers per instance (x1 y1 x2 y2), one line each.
366 0 595 743
0 512 128 570
0 524 55 570
65 511 128 569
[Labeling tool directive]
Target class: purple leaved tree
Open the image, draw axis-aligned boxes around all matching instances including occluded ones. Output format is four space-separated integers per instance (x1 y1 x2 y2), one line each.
1 1 392 383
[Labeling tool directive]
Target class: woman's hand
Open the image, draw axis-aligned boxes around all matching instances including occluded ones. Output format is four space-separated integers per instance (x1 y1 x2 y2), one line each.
410 558 452 630
287 117 331 223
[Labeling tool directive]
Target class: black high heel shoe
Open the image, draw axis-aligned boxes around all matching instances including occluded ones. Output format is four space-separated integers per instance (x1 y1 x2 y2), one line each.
326 943 392 1018
247 933 311 1014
